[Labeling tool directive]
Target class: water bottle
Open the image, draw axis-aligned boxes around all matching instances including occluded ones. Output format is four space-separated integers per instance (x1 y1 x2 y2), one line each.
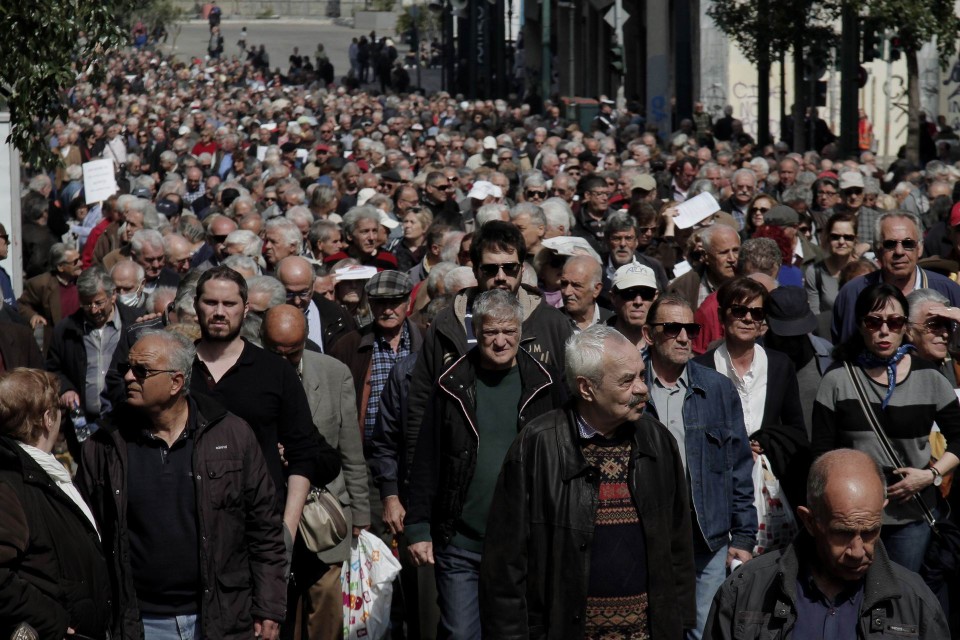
70 407 91 443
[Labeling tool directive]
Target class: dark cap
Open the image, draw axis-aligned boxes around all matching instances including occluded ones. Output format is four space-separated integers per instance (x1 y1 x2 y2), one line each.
155 198 181 216
381 169 403 183
131 186 152 200
577 151 598 166
365 270 413 299
280 141 298 153
765 286 817 336
763 204 800 227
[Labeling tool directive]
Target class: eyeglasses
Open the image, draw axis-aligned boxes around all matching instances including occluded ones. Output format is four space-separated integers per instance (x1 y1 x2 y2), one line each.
862 314 908 332
798 225 811 234
588 190 611 198
264 196 277 202
749 206 770 214
478 262 522 278
829 233 856 243
432 183 452 190
843 188 864 195
727 304 765 322
879 238 918 252
525 190 547 200
917 317 956 334
649 322 701 339
615 286 657 301
81 298 111 311
817 190 838 197
118 361 178 381
285 289 313 301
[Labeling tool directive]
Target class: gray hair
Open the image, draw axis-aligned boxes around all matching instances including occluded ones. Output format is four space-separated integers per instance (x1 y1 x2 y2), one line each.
686 179 719 200
471 289 523 335
426 262 457 298
264 218 302 248
246 275 287 308
781 186 812 207
222 255 262 276
77 266 114 298
309 220 340 246
145 286 177 314
285 205 313 228
443 266 477 294
731 168 756 185
738 238 782 277
225 229 263 259
564 325 631 389
440 231 466 264
906 288 949 322
342 205 381 238
131 229 164 256
476 203 510 227
522 172 547 190
606 210 639 236
700 223 739 252
136 329 196 391
48 243 72 269
541 198 575 234
110 259 145 282
875 211 922 247
509 202 546 228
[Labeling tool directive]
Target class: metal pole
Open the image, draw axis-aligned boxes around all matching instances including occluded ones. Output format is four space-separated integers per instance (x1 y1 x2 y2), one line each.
541 0 551 101
839 1 860 156
614 0 624 108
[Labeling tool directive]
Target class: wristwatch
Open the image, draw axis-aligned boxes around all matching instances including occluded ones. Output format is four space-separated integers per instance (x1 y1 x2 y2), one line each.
930 466 943 487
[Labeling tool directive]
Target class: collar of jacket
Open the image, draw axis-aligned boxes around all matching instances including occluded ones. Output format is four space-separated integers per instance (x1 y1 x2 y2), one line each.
439 346 553 409
556 403 660 482
355 318 422 352
641 357 709 418
770 531 903 623
451 284 545 334
100 393 228 447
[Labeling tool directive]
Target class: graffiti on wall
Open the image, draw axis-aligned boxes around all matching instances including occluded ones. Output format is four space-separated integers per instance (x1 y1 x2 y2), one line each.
942 56 960 132
731 82 781 141
883 74 910 141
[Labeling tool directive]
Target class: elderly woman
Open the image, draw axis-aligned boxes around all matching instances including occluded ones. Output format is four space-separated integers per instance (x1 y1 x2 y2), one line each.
0 369 110 639
805 212 858 314
906 288 960 386
812 283 960 573
395 207 433 272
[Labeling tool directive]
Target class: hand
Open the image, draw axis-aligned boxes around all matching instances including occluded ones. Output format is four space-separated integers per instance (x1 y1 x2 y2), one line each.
60 391 80 411
928 305 960 323
66 629 75 637
409 541 434 566
253 618 279 640
133 312 163 323
749 440 764 457
726 547 753 569
661 206 678 235
30 315 48 329
352 526 366 538
888 467 934 503
382 495 406 535
277 443 287 468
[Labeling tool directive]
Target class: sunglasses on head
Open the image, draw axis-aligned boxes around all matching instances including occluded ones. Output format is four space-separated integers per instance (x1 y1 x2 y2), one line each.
118 361 177 381
830 233 856 243
615 286 657 301
727 304 765 322
649 321 701 339
862 314 907 332
879 238 918 252
478 262 522 278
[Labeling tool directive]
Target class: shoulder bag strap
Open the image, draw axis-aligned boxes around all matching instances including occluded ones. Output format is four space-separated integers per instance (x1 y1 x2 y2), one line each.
842 361 937 527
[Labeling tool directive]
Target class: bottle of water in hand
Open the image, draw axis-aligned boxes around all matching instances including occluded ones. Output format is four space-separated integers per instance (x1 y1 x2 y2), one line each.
70 406 91 443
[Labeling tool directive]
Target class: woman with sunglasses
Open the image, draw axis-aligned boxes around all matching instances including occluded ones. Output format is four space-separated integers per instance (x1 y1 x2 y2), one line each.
812 283 960 573
693 277 808 511
742 193 776 241
805 212 858 314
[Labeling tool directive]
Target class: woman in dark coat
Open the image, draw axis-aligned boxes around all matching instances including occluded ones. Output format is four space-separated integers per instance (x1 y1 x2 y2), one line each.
0 368 111 640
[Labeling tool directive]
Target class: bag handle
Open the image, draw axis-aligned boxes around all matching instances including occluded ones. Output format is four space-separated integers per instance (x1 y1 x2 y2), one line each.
842 361 937 528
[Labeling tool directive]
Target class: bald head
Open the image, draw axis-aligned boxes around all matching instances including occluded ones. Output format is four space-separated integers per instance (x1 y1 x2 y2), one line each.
261 304 308 367
806 449 886 519
276 256 315 312
747 272 778 292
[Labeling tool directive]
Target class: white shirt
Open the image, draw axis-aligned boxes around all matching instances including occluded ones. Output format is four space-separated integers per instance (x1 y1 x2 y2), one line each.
17 442 100 539
714 343 768 436
305 299 324 352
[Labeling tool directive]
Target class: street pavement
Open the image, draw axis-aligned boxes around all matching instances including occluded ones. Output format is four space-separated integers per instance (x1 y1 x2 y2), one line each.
157 19 442 94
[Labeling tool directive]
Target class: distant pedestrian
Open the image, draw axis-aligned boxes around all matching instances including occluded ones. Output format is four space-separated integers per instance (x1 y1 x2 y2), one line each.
348 37 359 78
207 0 221 31
208 25 224 60
237 26 247 51
357 37 370 83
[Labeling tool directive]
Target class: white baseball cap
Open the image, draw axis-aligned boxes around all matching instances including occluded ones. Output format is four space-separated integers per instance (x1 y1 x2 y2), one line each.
612 261 658 291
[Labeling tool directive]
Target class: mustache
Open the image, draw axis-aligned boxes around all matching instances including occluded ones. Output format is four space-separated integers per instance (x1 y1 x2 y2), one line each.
628 394 648 408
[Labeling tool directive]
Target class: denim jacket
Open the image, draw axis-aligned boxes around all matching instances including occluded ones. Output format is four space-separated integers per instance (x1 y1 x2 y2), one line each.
644 358 757 552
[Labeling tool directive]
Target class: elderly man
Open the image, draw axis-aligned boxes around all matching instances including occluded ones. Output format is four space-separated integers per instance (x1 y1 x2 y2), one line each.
18 243 83 336
407 289 566 639
323 206 399 270
77 330 288 640
832 212 960 342
720 169 757 230
163 233 195 276
834 171 882 249
603 211 670 293
276 256 355 352
642 294 756 639
260 306 369 640
607 261 660 348
111 259 148 309
704 449 949 639
572 175 616 253
130 229 180 293
191 214 238 269
560 254 610 331
509 202 546 258
46 267 141 457
422 171 462 228
774 158 798 202
480 325 696 638
669 223 742 309
263 218 303 275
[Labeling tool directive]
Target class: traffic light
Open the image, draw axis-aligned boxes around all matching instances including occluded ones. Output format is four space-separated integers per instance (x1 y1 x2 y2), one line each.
862 19 881 62
609 45 624 75
889 34 903 61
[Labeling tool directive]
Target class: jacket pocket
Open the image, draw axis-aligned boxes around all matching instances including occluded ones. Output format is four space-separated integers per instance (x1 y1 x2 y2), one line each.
733 610 782 639
205 460 244 510
216 570 254 631
705 427 732 473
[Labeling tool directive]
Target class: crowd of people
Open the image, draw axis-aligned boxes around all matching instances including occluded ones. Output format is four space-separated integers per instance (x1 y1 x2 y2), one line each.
5 33 960 640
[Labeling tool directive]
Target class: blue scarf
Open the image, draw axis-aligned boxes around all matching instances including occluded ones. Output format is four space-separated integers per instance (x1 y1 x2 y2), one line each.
855 344 913 409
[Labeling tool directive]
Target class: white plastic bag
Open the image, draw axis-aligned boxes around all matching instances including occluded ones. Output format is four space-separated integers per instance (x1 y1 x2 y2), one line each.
342 530 403 640
752 454 798 555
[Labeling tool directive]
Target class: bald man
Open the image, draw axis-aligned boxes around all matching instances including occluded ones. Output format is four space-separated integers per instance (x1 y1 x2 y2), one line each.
164 233 195 275
559 255 611 331
705 449 948 639
260 305 369 640
275 256 355 352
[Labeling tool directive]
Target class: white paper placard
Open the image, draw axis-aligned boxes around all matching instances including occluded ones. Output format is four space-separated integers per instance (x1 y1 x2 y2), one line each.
83 159 118 205
674 192 721 229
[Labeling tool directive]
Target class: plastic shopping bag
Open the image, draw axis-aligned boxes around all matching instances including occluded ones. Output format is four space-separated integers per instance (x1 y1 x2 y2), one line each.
342 530 403 640
752 454 798 556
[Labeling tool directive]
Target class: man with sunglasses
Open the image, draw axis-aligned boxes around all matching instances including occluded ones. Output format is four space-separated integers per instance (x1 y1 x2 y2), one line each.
190 214 237 270
607 261 659 348
832 212 960 343
831 171 882 250
602 211 670 295
642 293 756 640
422 170 462 228
276 256 355 353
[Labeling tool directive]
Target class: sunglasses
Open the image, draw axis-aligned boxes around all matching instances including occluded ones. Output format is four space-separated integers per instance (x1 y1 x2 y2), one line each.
649 322 702 339
727 304 765 322
830 233 856 243
861 314 908 332
615 286 657 301
478 262 522 278
525 190 547 199
879 238 918 252
118 361 177 381
917 317 956 334
749 206 770 214
285 289 312 301
843 188 864 195
210 234 229 244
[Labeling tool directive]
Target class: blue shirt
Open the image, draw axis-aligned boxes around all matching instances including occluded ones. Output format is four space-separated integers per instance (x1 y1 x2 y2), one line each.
793 567 864 640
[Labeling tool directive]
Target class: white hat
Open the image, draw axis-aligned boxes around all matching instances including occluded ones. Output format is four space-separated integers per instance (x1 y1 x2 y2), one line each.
178 125 191 136
467 180 502 201
540 236 602 263
482 136 498 150
335 265 378 281
357 187 378 207
261 122 277 132
612 261 658 291
839 171 865 190
378 210 400 230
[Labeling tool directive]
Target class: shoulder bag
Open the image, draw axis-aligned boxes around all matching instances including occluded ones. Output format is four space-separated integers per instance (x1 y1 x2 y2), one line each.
298 486 349 553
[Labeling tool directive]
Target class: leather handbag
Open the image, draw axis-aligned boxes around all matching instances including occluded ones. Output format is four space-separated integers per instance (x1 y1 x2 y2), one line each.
298 486 349 553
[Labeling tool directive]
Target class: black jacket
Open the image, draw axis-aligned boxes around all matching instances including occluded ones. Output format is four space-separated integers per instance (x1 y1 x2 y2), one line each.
0 437 111 640
479 405 697 639
76 394 287 640
704 534 948 639
311 293 356 352
405 348 566 545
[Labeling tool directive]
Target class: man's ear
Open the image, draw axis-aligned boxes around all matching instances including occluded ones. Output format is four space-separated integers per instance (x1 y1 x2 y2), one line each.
796 505 817 537
642 324 654 346
576 376 594 404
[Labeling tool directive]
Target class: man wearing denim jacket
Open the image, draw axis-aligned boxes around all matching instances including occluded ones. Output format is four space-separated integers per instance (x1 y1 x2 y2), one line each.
641 293 757 640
